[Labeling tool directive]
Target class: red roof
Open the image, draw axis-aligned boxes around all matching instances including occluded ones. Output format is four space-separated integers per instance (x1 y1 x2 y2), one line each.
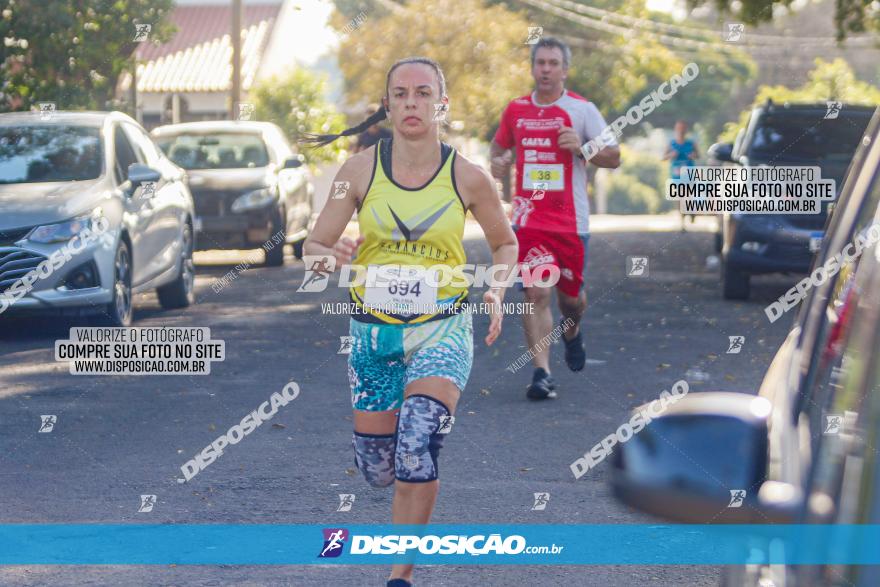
134 3 282 93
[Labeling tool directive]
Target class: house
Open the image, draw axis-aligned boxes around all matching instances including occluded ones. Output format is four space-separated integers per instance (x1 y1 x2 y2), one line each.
120 1 298 129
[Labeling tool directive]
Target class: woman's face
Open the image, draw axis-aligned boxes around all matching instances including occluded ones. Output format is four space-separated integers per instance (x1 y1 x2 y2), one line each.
384 63 447 139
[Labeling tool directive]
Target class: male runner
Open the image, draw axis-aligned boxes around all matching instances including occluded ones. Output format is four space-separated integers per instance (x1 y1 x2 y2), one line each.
491 37 620 400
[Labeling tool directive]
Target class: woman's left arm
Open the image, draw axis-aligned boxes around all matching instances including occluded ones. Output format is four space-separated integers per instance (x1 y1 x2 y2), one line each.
457 158 518 346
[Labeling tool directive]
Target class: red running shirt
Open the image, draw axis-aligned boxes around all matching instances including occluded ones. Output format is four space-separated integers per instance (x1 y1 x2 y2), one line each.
494 90 614 234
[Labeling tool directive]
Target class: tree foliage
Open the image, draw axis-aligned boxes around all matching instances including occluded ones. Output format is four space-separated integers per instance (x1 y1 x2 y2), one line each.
718 58 880 142
332 0 756 142
687 0 879 39
334 0 534 140
250 69 348 166
0 0 174 112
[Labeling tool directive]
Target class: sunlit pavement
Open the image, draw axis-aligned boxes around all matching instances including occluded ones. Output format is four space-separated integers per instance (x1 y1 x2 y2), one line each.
0 216 797 586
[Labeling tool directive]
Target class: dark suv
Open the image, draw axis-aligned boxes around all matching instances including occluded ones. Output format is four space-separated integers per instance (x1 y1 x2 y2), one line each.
708 101 874 299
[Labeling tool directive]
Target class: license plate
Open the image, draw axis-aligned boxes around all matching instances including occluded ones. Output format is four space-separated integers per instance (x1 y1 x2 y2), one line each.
193 217 203 232
809 232 823 253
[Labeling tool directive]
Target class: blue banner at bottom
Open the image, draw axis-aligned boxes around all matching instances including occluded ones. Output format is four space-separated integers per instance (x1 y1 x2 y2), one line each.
1 524 878 565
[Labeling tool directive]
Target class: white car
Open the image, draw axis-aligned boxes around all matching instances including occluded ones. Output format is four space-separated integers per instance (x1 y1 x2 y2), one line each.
0 111 196 326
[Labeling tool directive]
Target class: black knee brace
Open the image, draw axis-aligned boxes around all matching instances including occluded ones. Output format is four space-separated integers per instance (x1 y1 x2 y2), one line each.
394 394 454 482
352 432 396 488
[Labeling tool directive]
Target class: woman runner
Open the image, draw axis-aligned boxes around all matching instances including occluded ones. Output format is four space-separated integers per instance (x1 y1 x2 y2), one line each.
302 57 518 586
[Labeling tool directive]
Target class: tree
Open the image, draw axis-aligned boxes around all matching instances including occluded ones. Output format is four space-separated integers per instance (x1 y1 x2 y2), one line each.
0 0 175 112
333 0 534 140
718 58 880 142
250 69 348 166
686 0 879 39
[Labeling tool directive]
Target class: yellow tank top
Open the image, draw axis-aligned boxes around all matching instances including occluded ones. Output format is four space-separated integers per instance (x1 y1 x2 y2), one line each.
350 138 468 324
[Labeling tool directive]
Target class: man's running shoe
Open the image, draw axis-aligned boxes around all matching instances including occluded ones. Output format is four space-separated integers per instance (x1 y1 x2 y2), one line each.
526 367 557 400
387 579 412 587
561 320 585 372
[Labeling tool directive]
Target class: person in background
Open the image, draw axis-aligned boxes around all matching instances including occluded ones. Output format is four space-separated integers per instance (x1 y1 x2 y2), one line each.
664 120 700 227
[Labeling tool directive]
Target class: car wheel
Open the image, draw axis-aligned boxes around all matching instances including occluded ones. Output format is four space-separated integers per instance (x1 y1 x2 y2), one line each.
94 239 133 326
722 257 750 300
157 222 195 309
264 208 286 267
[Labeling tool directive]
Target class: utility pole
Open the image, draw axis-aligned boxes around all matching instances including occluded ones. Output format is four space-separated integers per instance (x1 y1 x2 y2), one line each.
230 0 242 120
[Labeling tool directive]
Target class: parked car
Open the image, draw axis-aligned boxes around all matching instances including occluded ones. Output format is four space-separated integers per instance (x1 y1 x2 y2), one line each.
151 121 313 266
708 101 874 299
611 108 880 586
0 111 195 326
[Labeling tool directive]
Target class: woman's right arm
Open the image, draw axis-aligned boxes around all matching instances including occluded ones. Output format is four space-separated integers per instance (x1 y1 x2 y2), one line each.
303 150 373 268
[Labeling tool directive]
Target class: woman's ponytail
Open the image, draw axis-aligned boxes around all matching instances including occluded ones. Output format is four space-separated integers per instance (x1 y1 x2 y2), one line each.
300 105 387 148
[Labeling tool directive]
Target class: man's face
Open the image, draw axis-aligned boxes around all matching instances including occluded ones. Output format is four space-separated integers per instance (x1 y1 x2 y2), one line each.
384 63 447 138
531 46 567 94
674 122 687 136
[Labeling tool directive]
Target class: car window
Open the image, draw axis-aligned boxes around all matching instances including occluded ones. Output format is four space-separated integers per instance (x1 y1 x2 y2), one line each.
113 125 140 184
124 123 161 166
0 126 103 184
155 132 269 169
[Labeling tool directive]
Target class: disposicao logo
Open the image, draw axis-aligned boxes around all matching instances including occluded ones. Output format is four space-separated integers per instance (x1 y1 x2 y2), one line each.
319 528 349 558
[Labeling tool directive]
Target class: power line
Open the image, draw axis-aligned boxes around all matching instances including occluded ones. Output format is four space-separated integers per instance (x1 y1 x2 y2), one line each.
544 0 878 47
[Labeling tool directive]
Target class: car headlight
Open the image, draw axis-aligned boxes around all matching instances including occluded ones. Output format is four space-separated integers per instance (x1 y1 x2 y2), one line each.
231 187 277 213
27 211 105 244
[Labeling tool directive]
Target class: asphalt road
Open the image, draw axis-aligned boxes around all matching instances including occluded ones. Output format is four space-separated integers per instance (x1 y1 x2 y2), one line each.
0 216 796 586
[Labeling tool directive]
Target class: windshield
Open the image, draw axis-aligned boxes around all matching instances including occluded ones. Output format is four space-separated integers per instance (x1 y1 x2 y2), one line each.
156 133 270 169
747 112 871 161
0 126 103 184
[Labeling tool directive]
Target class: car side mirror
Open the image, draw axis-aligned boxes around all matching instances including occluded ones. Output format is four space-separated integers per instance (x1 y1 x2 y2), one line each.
708 142 735 163
610 392 801 523
283 155 304 169
128 163 162 185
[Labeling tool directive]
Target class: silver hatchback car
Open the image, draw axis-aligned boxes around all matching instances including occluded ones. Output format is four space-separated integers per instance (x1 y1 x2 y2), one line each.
0 111 196 326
